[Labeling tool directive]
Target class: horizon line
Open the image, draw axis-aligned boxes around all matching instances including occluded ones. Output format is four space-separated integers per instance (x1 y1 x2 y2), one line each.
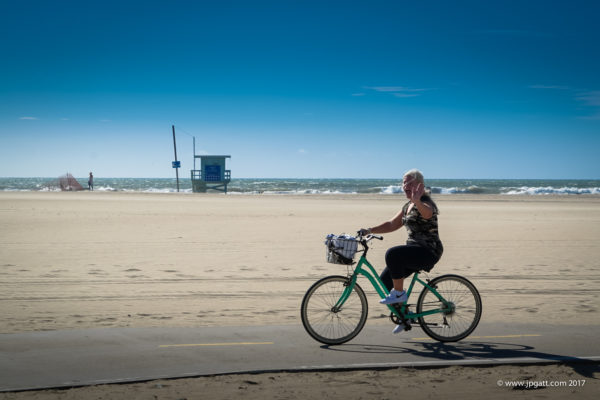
1 176 599 181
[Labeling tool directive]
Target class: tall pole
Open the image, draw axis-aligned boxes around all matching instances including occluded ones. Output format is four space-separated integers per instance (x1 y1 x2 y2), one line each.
193 136 196 171
172 125 180 192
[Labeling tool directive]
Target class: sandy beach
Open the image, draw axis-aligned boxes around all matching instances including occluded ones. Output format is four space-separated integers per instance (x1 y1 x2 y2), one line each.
1 191 599 398
0 362 598 400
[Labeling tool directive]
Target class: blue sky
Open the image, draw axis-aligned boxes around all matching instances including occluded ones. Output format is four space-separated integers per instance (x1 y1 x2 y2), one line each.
1 0 599 179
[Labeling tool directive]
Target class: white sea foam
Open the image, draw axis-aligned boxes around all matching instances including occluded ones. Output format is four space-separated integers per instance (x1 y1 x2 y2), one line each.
38 186 62 192
95 186 118 192
1 178 599 195
502 186 600 195
256 189 357 195
437 186 487 194
381 185 403 194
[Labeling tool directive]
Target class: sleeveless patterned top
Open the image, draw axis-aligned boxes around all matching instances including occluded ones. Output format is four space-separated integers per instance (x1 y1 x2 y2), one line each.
401 195 443 259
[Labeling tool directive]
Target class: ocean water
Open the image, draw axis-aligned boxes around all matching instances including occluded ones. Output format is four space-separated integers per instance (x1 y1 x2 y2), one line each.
1 177 599 195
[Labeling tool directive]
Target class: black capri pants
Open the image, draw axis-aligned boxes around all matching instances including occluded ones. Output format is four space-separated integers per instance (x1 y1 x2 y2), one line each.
380 244 441 291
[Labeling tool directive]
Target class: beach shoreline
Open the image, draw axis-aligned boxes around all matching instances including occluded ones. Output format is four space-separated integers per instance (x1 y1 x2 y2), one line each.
2 176 599 195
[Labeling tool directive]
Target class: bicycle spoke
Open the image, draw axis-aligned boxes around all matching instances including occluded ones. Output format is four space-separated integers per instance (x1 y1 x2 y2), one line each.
301 276 368 345
416 275 482 342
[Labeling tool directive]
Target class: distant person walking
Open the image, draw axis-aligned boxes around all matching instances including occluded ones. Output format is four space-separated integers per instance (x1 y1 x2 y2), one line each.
88 172 94 191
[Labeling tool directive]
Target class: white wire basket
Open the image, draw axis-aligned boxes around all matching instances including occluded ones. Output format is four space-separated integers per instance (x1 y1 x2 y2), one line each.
325 234 358 265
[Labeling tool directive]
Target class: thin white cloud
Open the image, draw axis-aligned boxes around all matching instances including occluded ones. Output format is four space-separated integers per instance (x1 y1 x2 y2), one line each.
366 86 430 93
392 93 421 98
367 86 411 92
364 86 432 98
575 91 600 120
529 85 600 119
298 149 307 154
19 116 38 120
576 91 600 107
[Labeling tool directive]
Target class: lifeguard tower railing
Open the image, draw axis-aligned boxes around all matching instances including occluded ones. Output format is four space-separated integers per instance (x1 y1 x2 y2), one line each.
190 155 231 193
191 169 231 182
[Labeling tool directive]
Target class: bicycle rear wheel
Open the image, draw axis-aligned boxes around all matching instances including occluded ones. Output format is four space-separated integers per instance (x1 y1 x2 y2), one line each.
416 274 482 342
301 275 368 345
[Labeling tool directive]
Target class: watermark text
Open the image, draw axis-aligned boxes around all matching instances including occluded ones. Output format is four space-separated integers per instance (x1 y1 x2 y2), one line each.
497 379 586 389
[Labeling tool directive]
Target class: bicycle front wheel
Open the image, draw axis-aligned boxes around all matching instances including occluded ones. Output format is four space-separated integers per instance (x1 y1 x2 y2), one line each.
416 274 482 342
301 275 368 345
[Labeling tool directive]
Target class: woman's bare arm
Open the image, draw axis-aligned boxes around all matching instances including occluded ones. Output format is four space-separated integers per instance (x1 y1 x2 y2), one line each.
368 209 404 234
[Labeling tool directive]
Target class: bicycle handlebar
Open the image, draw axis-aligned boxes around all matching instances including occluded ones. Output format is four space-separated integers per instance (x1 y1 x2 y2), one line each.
356 233 384 242
354 233 383 255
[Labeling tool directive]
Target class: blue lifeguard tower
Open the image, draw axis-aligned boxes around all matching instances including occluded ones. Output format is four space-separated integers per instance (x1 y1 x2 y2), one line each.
191 155 231 193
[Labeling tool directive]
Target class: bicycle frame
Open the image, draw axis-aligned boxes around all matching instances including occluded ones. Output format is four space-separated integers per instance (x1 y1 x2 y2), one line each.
334 253 452 321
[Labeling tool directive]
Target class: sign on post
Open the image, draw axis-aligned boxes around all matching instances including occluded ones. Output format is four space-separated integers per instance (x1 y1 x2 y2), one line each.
172 161 181 168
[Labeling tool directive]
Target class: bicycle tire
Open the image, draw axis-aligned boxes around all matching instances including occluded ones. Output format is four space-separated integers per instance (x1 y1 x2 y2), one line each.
300 275 368 345
416 274 482 342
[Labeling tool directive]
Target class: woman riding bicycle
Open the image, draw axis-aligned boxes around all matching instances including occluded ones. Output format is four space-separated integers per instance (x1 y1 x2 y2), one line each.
359 169 443 334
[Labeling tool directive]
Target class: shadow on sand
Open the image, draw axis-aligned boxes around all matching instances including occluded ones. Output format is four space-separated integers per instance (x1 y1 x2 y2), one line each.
321 340 600 379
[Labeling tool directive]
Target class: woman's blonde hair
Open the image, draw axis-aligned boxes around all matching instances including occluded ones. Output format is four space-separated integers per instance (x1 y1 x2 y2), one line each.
403 168 425 184
404 168 437 210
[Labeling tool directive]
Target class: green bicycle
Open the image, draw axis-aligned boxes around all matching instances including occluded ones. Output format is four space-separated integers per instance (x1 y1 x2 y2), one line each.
301 234 482 345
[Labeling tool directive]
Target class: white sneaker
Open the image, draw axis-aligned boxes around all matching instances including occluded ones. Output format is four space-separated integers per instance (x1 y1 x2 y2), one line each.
392 318 412 334
379 289 408 305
